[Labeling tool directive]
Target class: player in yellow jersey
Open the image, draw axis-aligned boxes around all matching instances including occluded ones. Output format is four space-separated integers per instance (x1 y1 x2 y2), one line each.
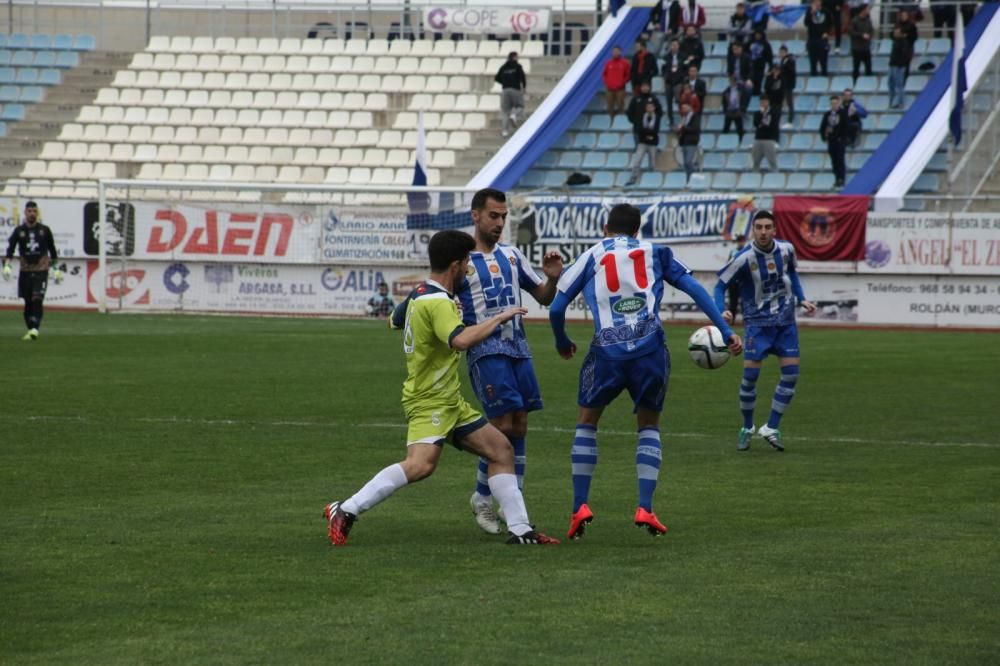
324 230 560 546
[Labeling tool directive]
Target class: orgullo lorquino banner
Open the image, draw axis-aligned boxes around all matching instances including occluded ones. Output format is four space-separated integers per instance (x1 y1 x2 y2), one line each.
422 7 550 35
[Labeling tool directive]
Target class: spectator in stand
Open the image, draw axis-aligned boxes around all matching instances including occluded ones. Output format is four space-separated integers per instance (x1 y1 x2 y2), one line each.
805 0 832 76
849 4 874 83
679 25 705 70
680 0 706 30
747 30 773 95
675 100 701 181
727 42 754 111
662 39 685 125
729 3 753 44
842 88 867 147
686 65 708 108
847 0 868 20
777 45 797 127
677 81 702 116
722 75 746 142
747 0 770 32
603 46 632 121
823 0 846 54
930 0 956 40
627 80 663 147
763 62 786 125
751 96 780 172
895 8 918 77
960 3 977 28
495 52 527 138
367 282 395 318
625 100 663 187
631 40 659 90
820 95 850 187
888 27 914 109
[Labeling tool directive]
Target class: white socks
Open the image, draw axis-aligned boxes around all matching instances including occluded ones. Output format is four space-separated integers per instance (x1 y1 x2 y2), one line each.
488 473 531 536
341 463 408 515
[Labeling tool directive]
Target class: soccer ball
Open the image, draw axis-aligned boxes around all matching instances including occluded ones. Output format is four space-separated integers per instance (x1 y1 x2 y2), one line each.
687 326 731 370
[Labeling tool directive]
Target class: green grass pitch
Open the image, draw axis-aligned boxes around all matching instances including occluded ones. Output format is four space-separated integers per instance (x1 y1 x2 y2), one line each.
2 312 998 664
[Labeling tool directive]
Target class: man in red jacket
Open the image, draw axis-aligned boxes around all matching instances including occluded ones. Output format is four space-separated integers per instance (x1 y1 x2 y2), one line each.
602 45 631 120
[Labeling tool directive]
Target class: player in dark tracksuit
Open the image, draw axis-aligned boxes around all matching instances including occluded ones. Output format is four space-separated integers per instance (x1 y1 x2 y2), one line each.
4 201 61 340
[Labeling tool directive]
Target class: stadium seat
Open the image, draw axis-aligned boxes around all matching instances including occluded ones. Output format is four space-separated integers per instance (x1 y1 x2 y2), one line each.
854 76 877 93
687 173 708 190
737 172 762 190
812 173 835 190
663 171 687 190
605 153 629 169
726 153 751 170
806 78 828 94
716 134 739 151
912 173 940 193
597 133 619 150
777 153 798 171
638 172 663 189
711 172 736 190
790 134 813 151
761 172 785 190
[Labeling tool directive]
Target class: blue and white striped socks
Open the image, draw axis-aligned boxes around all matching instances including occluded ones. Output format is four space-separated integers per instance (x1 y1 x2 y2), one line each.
570 425 598 512
740 367 760 429
767 365 800 428
636 428 662 511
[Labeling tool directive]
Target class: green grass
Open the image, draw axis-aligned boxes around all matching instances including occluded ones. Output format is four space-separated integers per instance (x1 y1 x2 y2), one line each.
2 312 998 664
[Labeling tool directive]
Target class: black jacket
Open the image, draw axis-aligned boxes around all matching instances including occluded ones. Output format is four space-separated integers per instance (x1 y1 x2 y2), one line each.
727 51 752 83
686 76 707 105
805 8 832 43
747 37 773 73
819 106 850 143
628 93 664 126
494 60 526 90
635 110 663 146
676 112 700 146
631 50 659 87
753 107 780 141
679 35 705 70
889 36 914 67
661 50 686 85
764 73 785 103
779 54 797 90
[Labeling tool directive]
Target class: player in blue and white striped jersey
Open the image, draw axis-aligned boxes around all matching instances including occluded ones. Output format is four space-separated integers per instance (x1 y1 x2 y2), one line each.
713 210 816 452
457 188 564 535
549 204 742 540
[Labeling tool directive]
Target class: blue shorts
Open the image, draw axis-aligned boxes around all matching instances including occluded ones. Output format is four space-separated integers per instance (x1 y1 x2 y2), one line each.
578 346 670 413
744 323 800 361
469 355 543 419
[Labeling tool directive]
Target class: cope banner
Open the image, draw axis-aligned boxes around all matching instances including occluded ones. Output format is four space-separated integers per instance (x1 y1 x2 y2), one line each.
422 7 551 35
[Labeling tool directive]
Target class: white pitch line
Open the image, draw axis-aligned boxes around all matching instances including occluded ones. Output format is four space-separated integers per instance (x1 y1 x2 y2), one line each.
8 414 999 449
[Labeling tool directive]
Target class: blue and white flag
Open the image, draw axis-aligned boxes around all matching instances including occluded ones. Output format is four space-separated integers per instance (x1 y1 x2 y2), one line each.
769 5 807 28
407 110 431 215
949 12 967 146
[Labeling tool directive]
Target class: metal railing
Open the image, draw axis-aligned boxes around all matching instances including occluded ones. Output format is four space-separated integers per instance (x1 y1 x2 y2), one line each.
946 42 1000 210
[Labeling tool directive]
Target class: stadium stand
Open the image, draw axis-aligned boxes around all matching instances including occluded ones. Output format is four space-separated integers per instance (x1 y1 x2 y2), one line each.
516 37 953 194
4 36 552 200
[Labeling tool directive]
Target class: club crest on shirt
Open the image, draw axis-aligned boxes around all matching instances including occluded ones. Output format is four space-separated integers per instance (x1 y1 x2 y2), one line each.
489 264 500 274
485 384 495 399
508 255 517 266
767 262 776 271
466 264 475 276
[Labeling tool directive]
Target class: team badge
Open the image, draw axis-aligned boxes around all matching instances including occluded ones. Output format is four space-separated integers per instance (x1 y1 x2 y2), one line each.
466 264 475 276
431 412 441 426
485 385 495 399
489 264 500 274
508 256 517 266
767 262 776 271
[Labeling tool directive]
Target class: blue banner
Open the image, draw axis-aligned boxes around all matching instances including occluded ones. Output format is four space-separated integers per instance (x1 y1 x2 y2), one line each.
522 195 745 244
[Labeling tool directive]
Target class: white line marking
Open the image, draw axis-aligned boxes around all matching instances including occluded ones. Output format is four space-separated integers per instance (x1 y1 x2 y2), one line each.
8 414 998 449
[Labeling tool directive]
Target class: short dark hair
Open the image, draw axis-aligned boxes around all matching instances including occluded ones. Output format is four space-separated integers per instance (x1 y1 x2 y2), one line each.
25 200 38 209
508 51 518 59
779 44 788 52
606 204 642 236
428 230 475 272
637 40 647 48
752 209 775 224
471 188 506 211
830 94 840 101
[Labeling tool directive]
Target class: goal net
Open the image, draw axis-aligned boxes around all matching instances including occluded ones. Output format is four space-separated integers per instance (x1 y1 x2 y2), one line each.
93 180 482 316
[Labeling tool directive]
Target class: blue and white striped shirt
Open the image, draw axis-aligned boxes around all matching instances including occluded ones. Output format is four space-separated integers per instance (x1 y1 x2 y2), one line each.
456 243 544 365
715 240 806 327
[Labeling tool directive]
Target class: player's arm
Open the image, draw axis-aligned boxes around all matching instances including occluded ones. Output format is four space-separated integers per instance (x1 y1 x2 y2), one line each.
516 247 561 307
786 250 816 316
2 229 15 279
662 247 741 355
548 255 591 359
449 306 528 351
389 295 411 330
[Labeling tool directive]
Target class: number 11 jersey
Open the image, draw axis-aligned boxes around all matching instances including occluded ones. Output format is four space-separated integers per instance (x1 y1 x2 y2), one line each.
556 236 691 360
